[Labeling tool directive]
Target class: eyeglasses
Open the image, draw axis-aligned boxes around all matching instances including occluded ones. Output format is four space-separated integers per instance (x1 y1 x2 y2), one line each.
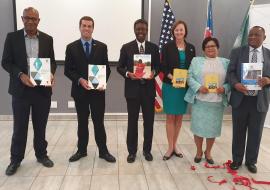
22 16 39 22
205 45 217 49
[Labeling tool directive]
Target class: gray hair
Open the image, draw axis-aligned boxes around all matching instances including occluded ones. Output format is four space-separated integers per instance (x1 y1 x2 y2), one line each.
23 7 39 17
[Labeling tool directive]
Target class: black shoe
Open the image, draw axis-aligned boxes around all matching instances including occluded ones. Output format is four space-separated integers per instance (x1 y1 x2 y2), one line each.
204 152 214 164
194 152 203 163
5 162 20 176
99 153 116 163
69 152 87 162
230 162 242 170
37 156 54 168
143 152 153 161
194 156 202 163
163 152 173 161
173 151 183 158
245 163 257 173
127 154 136 163
205 158 214 164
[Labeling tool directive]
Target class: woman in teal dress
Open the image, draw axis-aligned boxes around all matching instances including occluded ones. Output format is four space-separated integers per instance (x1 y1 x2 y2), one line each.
184 37 230 164
161 20 196 160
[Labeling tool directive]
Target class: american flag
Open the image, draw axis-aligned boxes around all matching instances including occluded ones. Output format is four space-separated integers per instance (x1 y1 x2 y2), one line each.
155 0 175 112
204 0 213 38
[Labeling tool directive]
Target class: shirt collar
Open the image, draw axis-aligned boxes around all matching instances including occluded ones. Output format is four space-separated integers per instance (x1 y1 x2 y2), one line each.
249 45 262 53
81 38 93 46
24 29 39 38
136 39 145 47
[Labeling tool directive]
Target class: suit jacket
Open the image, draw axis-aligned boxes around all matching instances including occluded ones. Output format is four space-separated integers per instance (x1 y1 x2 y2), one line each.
226 45 270 112
64 39 111 99
184 57 230 106
1 29 57 98
161 40 196 84
117 40 160 98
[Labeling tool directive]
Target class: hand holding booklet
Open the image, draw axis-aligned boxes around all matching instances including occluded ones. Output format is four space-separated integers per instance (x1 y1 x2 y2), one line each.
172 69 188 88
204 74 219 93
29 58 51 86
88 65 106 90
133 54 151 79
241 62 263 90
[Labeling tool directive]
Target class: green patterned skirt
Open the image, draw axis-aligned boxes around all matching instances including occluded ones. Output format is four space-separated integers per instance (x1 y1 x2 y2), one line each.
190 99 224 138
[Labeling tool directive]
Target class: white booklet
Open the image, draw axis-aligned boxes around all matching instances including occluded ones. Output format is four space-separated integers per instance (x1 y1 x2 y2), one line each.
88 65 106 90
133 54 151 79
241 62 263 90
29 58 51 86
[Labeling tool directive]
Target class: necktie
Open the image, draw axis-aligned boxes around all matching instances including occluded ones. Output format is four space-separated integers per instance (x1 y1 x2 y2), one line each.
139 44 144 54
247 49 258 96
85 42 90 58
139 44 146 84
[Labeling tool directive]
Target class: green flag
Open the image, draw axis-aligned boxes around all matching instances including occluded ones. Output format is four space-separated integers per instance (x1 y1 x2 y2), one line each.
233 1 254 49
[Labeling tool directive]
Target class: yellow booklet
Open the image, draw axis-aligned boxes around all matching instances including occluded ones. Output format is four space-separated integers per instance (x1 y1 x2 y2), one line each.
172 69 188 88
205 74 219 93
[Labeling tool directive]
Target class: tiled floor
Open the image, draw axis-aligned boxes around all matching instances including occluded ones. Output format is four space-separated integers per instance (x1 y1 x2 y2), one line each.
0 119 270 190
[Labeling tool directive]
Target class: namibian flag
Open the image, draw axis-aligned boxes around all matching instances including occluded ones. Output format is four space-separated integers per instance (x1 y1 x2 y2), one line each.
204 0 213 38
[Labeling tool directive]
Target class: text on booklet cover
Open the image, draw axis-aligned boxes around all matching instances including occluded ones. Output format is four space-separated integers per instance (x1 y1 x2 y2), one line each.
133 54 151 79
88 65 106 90
241 62 263 90
172 69 187 88
29 58 51 86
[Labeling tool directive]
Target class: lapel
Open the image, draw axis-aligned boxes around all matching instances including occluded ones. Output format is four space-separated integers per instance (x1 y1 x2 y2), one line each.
38 32 43 58
185 43 193 65
18 29 28 63
262 46 270 76
171 42 181 67
90 39 97 60
132 40 139 54
77 39 88 61
242 45 250 63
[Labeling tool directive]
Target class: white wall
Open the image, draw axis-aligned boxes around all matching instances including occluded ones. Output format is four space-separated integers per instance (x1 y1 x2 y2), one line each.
15 0 142 61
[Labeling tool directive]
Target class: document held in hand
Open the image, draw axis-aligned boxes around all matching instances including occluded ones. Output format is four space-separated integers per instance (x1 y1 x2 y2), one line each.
133 54 151 79
29 58 51 86
241 62 263 90
88 65 106 90
205 74 219 93
172 69 188 88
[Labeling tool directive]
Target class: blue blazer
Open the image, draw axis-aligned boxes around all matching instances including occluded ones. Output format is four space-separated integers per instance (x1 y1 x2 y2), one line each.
184 56 230 106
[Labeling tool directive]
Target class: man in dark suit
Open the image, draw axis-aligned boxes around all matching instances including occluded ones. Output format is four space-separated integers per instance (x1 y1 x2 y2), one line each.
64 16 115 163
226 26 270 173
117 19 160 163
1 7 57 175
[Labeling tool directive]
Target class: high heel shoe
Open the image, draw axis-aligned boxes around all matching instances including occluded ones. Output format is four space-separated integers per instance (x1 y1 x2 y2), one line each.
204 151 214 164
163 152 174 161
173 151 183 158
194 152 203 163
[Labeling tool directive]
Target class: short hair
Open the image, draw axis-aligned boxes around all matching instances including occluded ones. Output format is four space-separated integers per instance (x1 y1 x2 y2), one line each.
79 16 94 27
171 20 188 38
134 19 148 29
23 7 39 17
250 26 265 34
202 37 220 50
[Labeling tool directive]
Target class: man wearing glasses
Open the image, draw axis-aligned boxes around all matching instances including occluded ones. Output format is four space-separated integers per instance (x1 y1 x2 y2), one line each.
1 7 57 175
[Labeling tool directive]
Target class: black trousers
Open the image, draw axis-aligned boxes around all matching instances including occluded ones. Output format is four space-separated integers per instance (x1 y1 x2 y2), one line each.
74 92 108 155
232 96 266 165
126 86 155 154
11 88 51 163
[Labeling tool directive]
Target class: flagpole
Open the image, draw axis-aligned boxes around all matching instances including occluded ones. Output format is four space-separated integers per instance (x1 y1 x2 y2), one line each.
147 0 151 41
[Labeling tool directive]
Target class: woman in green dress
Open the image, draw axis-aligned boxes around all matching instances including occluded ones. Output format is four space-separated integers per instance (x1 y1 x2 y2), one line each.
161 20 196 160
184 37 230 164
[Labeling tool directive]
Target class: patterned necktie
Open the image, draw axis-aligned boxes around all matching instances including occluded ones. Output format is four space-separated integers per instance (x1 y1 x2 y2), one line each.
247 49 258 96
139 44 144 54
85 42 90 58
